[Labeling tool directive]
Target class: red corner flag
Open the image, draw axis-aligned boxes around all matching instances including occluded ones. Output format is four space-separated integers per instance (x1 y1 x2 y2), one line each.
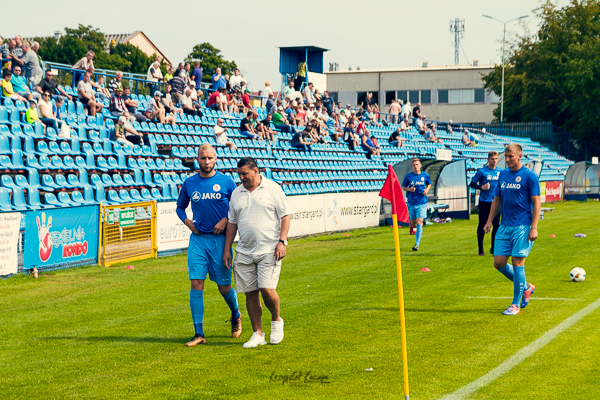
379 164 409 223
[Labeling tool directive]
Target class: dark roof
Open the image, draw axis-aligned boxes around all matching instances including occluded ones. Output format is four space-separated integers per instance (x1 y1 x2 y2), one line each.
278 46 329 52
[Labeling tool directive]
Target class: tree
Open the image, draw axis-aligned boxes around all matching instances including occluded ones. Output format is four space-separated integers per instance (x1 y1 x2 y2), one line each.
482 0 600 145
185 42 237 82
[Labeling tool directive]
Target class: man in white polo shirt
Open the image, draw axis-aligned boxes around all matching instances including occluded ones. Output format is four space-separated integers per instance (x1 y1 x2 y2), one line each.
223 157 291 348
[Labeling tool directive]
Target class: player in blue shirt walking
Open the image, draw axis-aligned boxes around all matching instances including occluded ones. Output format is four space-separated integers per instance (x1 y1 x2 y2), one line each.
484 144 541 315
176 144 242 346
402 158 432 251
470 151 501 256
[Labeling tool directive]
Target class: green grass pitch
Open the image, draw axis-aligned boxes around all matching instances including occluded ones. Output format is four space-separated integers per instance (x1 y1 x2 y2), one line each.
1 201 598 399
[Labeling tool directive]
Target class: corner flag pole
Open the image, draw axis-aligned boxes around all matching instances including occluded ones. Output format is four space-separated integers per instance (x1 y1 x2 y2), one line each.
388 164 410 400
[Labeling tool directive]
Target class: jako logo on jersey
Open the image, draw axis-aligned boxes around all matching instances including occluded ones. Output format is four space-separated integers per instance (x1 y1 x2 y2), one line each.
202 192 222 199
191 191 201 202
213 184 221 192
501 182 521 190
516 176 522 183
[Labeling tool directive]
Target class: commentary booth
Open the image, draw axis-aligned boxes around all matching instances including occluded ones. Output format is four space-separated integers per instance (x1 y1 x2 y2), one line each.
383 159 469 225
279 46 328 96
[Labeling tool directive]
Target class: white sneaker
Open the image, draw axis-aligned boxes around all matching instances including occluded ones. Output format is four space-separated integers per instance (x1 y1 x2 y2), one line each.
270 318 284 344
242 331 267 348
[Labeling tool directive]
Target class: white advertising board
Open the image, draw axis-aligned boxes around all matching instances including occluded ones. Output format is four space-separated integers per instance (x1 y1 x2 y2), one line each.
323 192 380 232
287 194 326 237
0 212 22 276
156 202 192 252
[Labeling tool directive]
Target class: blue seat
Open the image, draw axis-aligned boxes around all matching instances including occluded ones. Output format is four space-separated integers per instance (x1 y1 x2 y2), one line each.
119 189 133 203
140 188 154 201
44 193 62 207
107 190 123 204
11 187 30 210
130 188 144 202
58 192 76 206
151 188 163 200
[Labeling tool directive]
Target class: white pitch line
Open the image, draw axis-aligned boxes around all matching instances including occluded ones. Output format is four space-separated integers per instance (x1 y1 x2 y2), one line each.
467 296 574 301
441 296 600 400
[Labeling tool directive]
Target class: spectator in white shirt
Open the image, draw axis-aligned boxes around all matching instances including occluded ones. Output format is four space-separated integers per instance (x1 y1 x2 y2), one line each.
214 118 237 149
303 82 315 104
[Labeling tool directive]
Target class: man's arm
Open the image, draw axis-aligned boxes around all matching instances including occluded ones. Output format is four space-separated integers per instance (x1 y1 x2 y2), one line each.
213 74 220 82
529 196 541 241
423 184 432 196
223 222 238 269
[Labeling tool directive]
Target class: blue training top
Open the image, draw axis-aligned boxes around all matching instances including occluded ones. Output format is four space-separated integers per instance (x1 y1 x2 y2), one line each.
402 171 432 205
471 166 500 203
176 171 237 234
495 166 541 227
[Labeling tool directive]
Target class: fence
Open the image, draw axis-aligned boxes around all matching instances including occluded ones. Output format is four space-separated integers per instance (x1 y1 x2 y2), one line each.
99 201 157 267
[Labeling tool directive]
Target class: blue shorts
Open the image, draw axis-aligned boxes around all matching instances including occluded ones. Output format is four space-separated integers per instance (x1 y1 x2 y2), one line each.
187 233 232 285
494 225 534 258
408 203 427 220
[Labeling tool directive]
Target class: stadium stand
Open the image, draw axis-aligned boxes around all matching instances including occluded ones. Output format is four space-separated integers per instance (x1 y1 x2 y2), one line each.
0 55 573 212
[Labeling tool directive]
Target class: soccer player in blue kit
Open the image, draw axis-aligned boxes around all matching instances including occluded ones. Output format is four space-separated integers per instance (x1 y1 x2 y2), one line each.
402 158 431 251
470 151 501 256
484 144 541 315
176 144 242 346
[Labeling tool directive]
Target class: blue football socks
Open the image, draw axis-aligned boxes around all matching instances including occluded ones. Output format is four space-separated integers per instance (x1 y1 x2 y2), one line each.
512 266 527 306
498 264 514 281
190 289 204 336
222 288 241 320
415 224 423 247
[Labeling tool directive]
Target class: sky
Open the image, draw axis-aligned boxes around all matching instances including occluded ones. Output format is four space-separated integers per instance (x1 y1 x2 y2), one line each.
2 0 570 91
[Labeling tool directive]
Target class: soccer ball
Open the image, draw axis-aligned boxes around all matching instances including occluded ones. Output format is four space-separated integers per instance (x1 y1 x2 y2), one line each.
569 267 586 282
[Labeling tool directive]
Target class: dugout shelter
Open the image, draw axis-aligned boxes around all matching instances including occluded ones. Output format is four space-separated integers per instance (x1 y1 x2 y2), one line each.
564 161 588 201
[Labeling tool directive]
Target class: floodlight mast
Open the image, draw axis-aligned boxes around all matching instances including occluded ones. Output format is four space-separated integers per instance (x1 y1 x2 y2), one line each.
482 14 529 128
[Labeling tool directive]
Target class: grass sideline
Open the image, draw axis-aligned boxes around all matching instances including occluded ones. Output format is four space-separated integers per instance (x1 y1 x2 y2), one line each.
1 201 598 399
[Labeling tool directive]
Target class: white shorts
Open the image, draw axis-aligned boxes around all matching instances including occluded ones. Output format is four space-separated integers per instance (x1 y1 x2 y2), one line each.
215 135 227 146
233 252 281 293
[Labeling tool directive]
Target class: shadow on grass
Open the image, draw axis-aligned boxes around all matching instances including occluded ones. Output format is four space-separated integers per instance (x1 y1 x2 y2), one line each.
405 308 499 314
41 336 240 346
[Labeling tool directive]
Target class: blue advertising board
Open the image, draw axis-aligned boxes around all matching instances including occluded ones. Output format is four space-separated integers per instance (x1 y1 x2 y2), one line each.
23 205 99 270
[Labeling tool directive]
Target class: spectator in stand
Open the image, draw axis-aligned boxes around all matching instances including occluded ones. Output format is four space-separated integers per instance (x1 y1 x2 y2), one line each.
147 60 163 83
412 102 422 126
314 88 322 103
415 116 427 135
14 35 23 57
242 89 254 113
229 68 243 92
388 128 407 148
303 82 315 104
36 69 72 101
399 116 410 132
425 126 443 144
240 111 261 140
10 65 36 101
343 122 360 150
177 62 191 83
96 75 111 99
401 101 411 120
119 115 148 146
256 114 277 145
207 87 227 113
361 92 374 109
0 39 16 70
212 67 226 90
291 128 315 152
283 80 296 102
2 69 27 102
38 90 65 134
462 129 475 147
371 135 382 150
164 66 174 83
304 118 326 144
214 118 237 149
25 99 46 134
122 86 147 123
338 109 348 128
191 61 203 89
144 90 175 126
72 50 95 81
324 111 342 142
333 101 342 115
187 82 200 104
361 133 380 159
357 116 370 137
322 91 334 114
109 86 135 122
162 83 183 116
15 42 43 87
77 71 103 117
263 81 273 106
113 117 134 146
296 103 307 126
169 72 186 106
273 106 296 134
108 71 123 94
224 91 239 115
284 102 299 126
232 91 244 115
388 99 401 123
180 88 203 117
265 92 276 115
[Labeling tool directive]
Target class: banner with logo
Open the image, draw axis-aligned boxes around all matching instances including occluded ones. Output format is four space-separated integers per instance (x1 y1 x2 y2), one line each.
157 202 193 252
544 181 563 202
0 212 22 276
324 192 380 232
287 194 326 237
23 205 99 270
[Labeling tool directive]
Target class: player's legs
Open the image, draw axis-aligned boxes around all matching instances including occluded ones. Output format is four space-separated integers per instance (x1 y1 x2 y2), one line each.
511 225 535 309
206 235 240 320
477 201 492 255
490 211 501 255
413 204 427 249
186 235 209 345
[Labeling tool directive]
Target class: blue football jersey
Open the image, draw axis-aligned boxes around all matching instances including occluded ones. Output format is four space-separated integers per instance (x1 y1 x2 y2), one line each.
495 166 541 226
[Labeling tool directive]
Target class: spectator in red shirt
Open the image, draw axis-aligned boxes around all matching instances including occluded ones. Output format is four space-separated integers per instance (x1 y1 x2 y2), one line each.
242 89 254 113
207 87 226 113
